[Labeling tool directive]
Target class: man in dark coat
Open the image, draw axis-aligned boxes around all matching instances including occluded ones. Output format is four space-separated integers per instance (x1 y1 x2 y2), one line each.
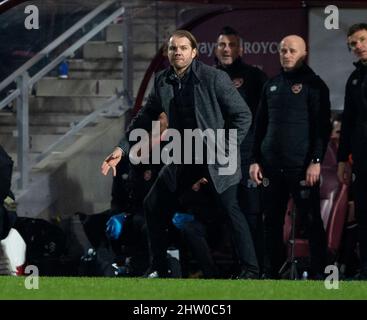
0 145 14 240
215 26 268 270
337 23 367 279
250 35 331 279
101 30 259 278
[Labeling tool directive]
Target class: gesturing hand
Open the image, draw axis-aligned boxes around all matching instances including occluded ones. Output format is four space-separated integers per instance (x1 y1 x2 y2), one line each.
101 147 123 176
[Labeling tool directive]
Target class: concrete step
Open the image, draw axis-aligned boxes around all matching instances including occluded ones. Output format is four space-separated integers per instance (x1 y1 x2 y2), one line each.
127 2 178 27
0 125 71 135
106 23 176 43
29 96 111 114
36 77 143 98
132 42 160 60
0 133 64 153
83 42 123 59
36 78 122 97
12 115 125 219
68 59 123 71
0 112 16 127
106 24 124 43
83 41 157 60
128 6 177 19
132 19 157 25
0 112 95 127
68 70 145 81
9 152 40 168
68 70 123 79
68 58 150 72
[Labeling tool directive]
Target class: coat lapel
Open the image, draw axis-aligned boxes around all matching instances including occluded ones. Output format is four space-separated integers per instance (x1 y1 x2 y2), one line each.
160 77 174 118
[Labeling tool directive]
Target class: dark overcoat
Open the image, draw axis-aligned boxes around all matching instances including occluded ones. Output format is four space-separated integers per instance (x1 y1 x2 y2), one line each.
119 59 252 193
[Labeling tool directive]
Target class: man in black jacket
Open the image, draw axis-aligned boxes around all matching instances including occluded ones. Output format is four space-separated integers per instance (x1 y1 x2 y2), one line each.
214 26 268 270
337 23 367 280
102 30 258 278
250 35 331 279
0 145 14 240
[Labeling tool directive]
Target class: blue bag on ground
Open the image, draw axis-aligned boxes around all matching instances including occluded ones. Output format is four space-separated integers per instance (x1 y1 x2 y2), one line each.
172 213 195 230
106 213 126 240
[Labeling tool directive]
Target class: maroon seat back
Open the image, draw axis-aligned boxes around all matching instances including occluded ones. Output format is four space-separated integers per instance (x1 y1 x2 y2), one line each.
283 141 349 258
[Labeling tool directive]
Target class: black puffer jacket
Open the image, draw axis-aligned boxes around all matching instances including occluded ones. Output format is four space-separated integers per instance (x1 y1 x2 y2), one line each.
216 58 268 172
338 61 367 173
252 64 331 169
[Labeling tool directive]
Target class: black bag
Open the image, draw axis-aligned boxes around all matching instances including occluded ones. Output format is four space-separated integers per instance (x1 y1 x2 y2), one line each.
78 246 115 277
14 217 67 261
76 210 112 248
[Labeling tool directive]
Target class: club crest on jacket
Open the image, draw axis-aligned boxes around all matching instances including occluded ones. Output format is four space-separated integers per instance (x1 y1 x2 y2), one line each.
232 77 244 88
291 83 303 94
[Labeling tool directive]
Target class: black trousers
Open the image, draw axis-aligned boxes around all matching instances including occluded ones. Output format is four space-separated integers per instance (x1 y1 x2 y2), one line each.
0 205 11 240
262 167 327 277
0 205 6 240
180 220 218 278
238 171 264 272
353 170 367 271
143 164 259 275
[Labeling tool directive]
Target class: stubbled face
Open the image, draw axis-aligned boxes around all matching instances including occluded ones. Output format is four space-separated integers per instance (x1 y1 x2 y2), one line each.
348 29 367 62
279 36 307 71
215 34 241 66
167 36 197 75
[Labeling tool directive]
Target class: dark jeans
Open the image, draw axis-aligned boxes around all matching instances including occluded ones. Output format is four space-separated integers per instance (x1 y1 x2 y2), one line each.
143 164 259 275
353 170 367 270
262 167 327 277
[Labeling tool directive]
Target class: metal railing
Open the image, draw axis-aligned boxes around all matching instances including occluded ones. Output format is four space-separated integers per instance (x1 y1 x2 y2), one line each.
0 0 131 191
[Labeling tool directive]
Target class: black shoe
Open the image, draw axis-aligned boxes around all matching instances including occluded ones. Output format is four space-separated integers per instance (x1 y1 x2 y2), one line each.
354 269 367 280
235 267 259 280
261 267 281 279
308 272 326 280
143 268 170 279
261 273 277 280
144 270 160 278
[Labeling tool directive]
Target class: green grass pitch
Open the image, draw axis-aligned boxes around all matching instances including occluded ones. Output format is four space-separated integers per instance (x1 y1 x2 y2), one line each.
0 277 367 300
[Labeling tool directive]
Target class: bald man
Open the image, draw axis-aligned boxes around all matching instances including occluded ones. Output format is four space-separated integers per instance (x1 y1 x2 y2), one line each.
249 35 331 279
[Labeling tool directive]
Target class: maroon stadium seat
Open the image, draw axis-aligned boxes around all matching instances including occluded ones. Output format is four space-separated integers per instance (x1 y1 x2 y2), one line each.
283 140 349 260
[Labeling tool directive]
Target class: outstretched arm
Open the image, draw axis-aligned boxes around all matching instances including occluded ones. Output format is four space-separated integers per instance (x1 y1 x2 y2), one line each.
101 77 164 176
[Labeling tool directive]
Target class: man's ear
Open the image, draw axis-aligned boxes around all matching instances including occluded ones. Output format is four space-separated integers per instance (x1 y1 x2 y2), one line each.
192 48 198 59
